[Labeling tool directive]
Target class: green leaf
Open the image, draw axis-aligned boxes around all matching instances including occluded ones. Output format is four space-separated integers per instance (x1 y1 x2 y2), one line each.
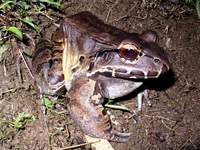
105 104 130 111
0 1 23 9
25 16 33 22
43 95 51 106
22 19 40 35
43 95 55 109
39 0 61 6
0 1 15 9
195 0 200 18
107 99 114 104
14 112 29 128
37 6 45 11
25 4 30 10
7 27 23 40
56 127 64 131
33 24 40 35
62 95 66 97
27 115 37 122
21 1 27 7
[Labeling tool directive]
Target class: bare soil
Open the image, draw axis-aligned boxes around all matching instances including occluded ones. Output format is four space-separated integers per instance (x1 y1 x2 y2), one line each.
0 0 200 150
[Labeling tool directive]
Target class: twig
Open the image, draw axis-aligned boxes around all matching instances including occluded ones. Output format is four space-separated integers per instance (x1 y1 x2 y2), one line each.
161 119 174 131
35 11 60 27
54 140 100 150
106 0 121 23
23 33 35 47
111 5 136 23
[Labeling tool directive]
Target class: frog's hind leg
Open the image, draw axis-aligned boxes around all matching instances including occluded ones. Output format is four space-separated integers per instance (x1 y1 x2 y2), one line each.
68 76 132 142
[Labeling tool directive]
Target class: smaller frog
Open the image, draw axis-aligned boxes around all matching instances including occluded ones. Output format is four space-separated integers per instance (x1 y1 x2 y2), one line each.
32 11 169 142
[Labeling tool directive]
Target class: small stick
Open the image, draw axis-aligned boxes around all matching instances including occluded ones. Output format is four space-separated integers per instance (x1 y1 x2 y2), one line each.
180 129 200 150
106 0 121 23
54 140 100 150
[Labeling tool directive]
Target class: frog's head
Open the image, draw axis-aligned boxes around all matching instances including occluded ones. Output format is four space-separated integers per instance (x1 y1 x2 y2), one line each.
87 30 170 79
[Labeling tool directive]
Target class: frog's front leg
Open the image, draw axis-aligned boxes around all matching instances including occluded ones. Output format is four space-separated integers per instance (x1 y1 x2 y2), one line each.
138 89 152 111
68 76 132 142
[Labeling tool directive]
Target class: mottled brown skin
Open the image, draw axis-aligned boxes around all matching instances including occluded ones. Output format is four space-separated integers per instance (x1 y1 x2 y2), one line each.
68 76 133 142
32 11 170 142
32 39 65 95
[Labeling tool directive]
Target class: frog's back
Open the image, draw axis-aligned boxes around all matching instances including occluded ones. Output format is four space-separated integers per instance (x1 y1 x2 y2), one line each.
62 11 137 53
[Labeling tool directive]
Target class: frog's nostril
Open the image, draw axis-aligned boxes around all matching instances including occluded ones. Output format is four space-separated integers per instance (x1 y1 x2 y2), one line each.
154 58 160 64
103 52 112 62
161 64 168 74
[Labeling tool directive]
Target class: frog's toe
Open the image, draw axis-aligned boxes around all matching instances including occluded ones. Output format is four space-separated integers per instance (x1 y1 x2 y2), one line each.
92 129 133 143
112 130 133 137
108 130 133 142
108 136 129 143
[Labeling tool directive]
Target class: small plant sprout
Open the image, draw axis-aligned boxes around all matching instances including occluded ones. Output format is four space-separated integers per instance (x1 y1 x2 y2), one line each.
49 132 56 137
56 127 64 131
0 112 36 140
43 94 56 110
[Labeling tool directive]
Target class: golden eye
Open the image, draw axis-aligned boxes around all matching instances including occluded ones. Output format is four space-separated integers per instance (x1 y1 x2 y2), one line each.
120 45 139 59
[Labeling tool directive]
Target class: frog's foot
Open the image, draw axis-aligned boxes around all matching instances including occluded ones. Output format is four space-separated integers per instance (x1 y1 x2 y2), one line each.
68 76 132 142
137 89 152 111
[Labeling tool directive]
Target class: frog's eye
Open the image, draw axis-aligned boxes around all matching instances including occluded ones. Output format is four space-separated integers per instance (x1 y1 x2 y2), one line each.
120 45 139 59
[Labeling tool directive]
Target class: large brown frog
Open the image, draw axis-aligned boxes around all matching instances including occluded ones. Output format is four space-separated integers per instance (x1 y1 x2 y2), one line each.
32 11 169 142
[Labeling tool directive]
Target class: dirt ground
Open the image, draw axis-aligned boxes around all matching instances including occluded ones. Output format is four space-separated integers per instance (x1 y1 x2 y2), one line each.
0 0 200 150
